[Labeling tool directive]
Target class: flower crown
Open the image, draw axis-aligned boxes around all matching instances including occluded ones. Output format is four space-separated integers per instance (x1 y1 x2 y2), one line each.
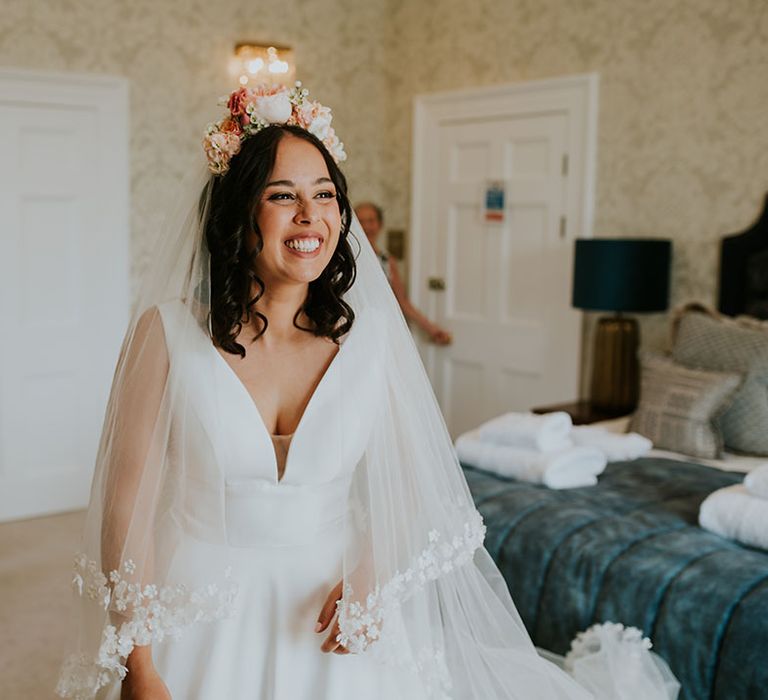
202 82 346 176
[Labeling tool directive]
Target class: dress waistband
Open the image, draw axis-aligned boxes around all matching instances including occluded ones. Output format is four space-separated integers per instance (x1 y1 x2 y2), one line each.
180 472 354 548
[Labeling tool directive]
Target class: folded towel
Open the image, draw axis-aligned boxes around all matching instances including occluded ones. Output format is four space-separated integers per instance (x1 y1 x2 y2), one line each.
699 484 768 550
456 430 606 489
476 411 573 452
570 426 653 462
744 464 768 499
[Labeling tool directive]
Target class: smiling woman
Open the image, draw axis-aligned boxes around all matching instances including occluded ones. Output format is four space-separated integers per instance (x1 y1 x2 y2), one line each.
56 83 673 700
203 124 356 359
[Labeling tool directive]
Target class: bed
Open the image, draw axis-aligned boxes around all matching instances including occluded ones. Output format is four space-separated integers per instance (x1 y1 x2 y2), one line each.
460 455 768 700
457 215 768 699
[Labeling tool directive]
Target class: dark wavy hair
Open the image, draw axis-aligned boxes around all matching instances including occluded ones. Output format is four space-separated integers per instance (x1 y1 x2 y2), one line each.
201 124 356 357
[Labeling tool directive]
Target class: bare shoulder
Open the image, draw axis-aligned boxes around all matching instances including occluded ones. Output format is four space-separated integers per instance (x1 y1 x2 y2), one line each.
133 305 167 345
124 304 171 370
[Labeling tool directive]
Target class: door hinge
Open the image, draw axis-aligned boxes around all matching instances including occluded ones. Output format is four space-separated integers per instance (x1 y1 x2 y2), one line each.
562 154 569 177
559 216 566 239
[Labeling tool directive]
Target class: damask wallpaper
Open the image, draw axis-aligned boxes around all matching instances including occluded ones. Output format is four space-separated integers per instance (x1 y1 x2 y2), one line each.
1 0 766 379
0 0 391 300
380 0 768 362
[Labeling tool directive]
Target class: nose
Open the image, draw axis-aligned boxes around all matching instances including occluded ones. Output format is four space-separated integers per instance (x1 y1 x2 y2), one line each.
293 198 320 225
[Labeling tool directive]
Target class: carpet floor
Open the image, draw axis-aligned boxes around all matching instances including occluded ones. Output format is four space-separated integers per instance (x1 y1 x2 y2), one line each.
0 509 85 699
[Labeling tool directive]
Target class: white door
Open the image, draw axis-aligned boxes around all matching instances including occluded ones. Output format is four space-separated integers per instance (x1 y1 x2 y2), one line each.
410 75 598 439
0 70 130 522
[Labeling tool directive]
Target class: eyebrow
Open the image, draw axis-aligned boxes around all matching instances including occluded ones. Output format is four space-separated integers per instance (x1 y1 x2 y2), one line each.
265 177 334 187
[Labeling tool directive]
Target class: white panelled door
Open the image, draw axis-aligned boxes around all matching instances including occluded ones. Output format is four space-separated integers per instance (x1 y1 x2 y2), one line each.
411 76 598 439
0 70 130 522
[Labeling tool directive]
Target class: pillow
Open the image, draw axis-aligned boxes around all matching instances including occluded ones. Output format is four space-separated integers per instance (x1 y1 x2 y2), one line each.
671 308 768 455
629 353 742 459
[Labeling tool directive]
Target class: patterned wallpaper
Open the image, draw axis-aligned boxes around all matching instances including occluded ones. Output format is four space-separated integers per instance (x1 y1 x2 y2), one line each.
380 0 768 363
2 0 766 386
0 0 391 300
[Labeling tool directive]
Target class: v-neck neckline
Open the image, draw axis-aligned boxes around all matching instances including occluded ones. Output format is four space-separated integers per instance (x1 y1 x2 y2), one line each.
210 327 352 485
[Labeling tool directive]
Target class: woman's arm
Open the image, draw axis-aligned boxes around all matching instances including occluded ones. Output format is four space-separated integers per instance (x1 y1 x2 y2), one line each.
101 307 172 695
121 646 171 700
388 259 452 345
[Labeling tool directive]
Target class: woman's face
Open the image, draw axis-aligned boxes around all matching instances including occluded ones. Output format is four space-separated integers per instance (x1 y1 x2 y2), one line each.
251 134 342 288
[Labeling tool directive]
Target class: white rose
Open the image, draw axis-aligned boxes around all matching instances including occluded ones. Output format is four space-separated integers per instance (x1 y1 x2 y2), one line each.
255 93 292 124
308 112 332 140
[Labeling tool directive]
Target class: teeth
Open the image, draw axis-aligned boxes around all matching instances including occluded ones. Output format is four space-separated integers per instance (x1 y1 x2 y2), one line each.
285 238 321 252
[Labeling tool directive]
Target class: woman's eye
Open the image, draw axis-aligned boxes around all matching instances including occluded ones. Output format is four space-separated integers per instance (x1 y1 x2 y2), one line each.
316 191 336 199
268 192 294 201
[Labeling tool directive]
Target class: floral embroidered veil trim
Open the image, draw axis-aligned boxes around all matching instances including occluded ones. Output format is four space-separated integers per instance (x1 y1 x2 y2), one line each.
55 555 238 699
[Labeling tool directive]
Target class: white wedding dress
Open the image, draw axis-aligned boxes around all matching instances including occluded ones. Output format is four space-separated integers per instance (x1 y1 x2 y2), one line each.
105 298 425 700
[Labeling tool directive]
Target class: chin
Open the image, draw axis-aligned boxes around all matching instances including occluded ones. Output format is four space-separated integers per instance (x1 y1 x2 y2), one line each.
291 264 329 285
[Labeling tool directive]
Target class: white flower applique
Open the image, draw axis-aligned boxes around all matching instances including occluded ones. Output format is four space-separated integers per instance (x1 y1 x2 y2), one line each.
57 555 238 700
336 508 486 657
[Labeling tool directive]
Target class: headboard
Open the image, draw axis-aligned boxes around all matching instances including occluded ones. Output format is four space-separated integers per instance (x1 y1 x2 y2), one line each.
718 192 768 320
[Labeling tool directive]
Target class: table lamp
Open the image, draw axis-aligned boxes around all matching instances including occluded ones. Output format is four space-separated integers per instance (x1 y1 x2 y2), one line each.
572 238 672 413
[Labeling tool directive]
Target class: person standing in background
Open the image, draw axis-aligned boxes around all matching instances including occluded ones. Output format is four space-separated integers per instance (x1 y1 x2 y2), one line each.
355 202 452 345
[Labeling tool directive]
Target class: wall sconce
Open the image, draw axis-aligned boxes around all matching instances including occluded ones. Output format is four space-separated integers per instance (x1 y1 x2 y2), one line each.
231 43 296 87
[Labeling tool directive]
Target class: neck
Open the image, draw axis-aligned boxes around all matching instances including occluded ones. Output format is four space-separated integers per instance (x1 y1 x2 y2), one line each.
248 281 311 343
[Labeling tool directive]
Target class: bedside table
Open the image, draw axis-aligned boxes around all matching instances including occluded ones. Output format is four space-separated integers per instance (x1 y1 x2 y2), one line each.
531 400 631 426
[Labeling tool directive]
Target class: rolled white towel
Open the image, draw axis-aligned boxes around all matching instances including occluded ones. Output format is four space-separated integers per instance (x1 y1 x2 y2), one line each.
476 411 573 452
571 426 653 462
744 464 768 499
456 430 606 489
699 484 768 550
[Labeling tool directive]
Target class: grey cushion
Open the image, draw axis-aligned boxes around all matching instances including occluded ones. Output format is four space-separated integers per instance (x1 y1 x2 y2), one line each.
630 353 742 459
672 311 768 455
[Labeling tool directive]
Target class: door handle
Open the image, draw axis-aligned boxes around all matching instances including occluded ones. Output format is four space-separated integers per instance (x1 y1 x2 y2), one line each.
428 276 446 291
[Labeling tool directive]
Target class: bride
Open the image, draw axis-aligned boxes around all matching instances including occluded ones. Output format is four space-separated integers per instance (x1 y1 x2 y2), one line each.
56 83 676 700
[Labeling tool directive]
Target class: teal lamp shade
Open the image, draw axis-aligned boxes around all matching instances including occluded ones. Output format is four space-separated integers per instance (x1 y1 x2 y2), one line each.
572 239 672 312
572 238 672 413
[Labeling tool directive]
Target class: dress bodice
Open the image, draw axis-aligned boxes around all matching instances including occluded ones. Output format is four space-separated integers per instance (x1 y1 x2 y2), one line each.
156 299 385 548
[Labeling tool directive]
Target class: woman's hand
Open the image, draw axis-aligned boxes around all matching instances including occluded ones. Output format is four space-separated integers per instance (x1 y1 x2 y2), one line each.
120 646 172 699
427 323 452 345
120 669 172 700
315 579 349 655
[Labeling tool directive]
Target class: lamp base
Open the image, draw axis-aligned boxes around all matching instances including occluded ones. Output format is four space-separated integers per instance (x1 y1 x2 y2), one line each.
590 315 639 414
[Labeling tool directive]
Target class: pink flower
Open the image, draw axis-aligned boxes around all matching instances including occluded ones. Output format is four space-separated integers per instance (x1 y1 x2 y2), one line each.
219 117 242 136
203 130 241 175
323 128 346 162
295 102 315 130
226 88 251 119
251 84 283 97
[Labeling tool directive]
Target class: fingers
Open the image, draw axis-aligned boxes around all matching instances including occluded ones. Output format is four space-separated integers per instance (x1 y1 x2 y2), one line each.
315 579 343 633
428 327 452 345
321 618 349 654
315 579 349 654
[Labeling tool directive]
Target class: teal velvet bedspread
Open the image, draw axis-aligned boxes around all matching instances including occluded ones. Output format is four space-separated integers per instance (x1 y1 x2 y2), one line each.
461 458 768 700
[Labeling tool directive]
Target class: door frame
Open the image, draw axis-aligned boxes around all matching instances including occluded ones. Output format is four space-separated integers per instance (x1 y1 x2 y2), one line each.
409 73 599 379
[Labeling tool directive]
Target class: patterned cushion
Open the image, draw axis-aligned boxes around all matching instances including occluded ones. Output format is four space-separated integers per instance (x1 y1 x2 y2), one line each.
672 309 768 455
630 353 742 459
